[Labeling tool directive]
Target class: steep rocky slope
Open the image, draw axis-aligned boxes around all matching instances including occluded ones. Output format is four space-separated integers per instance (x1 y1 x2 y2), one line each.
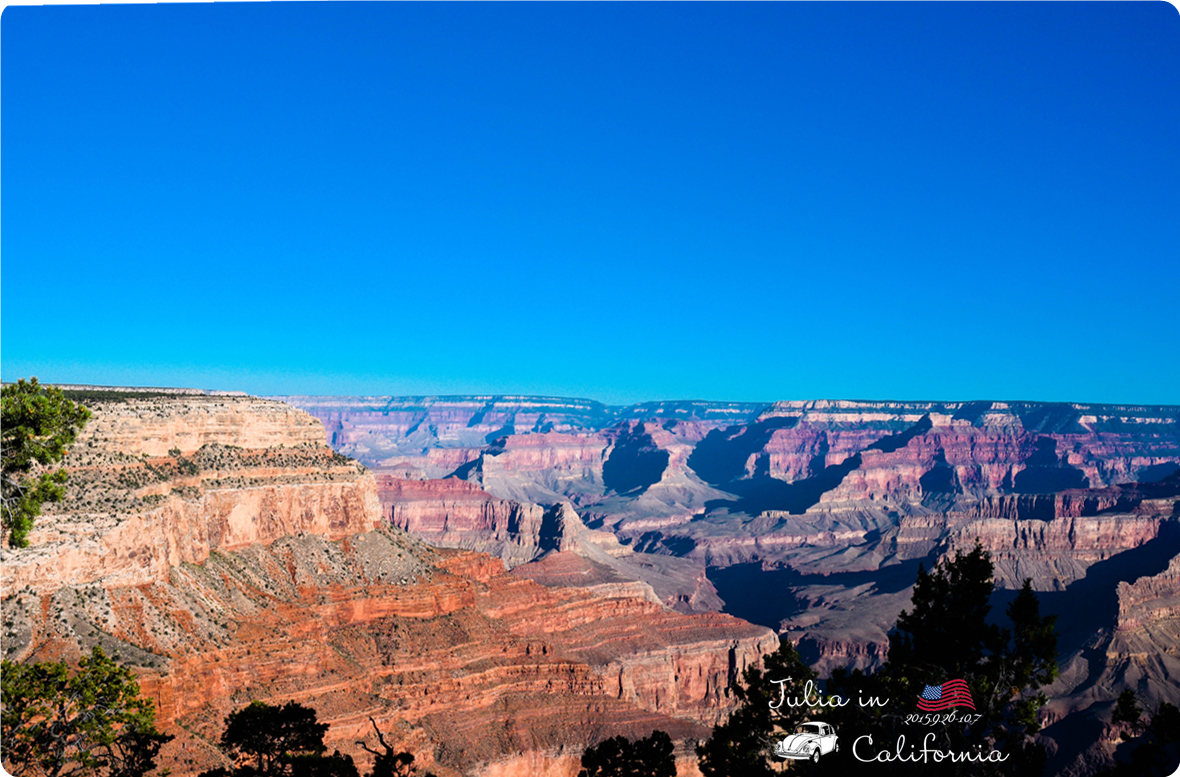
3 529 774 777
377 475 724 614
292 397 1179 635
279 394 1180 776
4 394 376 594
1 391 776 777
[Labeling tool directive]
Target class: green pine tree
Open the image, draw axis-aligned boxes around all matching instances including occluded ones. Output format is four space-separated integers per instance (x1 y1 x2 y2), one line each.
1 646 172 777
2 378 91 548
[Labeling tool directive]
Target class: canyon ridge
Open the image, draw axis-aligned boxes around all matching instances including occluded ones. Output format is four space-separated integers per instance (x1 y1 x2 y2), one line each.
3 390 1178 776
276 394 1180 776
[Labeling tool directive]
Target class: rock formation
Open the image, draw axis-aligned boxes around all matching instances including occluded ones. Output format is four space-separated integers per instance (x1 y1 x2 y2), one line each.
1 391 775 777
275 394 1180 777
4 395 377 594
275 396 764 480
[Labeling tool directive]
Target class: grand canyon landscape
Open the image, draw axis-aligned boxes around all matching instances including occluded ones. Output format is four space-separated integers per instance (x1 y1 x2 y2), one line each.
3 389 1177 776
5 4 1176 776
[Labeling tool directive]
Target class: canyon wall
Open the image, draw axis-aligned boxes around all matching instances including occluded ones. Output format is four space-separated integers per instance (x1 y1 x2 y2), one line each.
83 394 326 456
1 392 777 777
311 394 1180 673
294 397 1180 581
296 394 1180 777
1116 554 1180 641
379 476 548 566
274 396 765 476
4 396 377 594
4 528 775 777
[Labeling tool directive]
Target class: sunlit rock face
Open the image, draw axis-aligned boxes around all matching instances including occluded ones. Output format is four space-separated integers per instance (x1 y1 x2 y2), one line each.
14 391 1174 776
1 392 776 777
81 393 328 455
284 395 1179 593
5 395 379 595
274 395 764 480
281 396 1178 554
279 394 1180 777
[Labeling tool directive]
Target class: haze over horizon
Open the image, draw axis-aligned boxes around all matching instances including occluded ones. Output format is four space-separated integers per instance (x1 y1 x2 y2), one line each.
3 3 1178 406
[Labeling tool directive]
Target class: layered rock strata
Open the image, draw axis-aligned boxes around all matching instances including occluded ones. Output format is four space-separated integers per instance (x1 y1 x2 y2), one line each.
1 391 776 777
5 395 377 594
286 394 1180 671
274 396 766 473
379 476 548 567
3 528 774 777
1117 554 1180 633
283 394 1180 777
376 475 724 613
288 397 1180 578
80 393 326 456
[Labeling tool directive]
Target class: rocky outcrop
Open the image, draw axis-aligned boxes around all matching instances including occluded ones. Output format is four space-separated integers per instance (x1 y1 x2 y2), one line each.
946 514 1168 589
1035 533 1180 777
272 394 1180 777
1117 555 1180 633
3 527 774 777
4 479 378 593
377 475 727 614
380 476 547 567
4 396 377 595
378 477 632 567
78 395 326 456
275 396 766 472
511 552 663 605
793 634 890 676
934 475 1180 588
756 400 1180 495
2 392 777 777
284 397 1180 518
473 431 613 504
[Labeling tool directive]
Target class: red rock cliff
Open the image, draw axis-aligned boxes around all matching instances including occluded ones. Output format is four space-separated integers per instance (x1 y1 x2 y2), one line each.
1 394 776 777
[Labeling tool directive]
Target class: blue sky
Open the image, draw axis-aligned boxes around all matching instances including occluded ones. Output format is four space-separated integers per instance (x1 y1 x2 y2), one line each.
3 2 1178 405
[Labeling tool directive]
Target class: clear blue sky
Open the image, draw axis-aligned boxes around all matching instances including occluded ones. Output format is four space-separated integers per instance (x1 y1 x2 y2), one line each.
3 2 1178 405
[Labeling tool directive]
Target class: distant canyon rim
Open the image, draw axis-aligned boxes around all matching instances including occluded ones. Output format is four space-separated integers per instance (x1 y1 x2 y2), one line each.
3 388 1178 777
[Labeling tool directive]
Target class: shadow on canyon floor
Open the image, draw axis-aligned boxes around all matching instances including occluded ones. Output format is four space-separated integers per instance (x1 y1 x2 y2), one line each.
697 416 936 516
706 557 929 633
702 455 865 516
1030 519 1180 777
709 525 1180 776
991 520 1180 656
687 416 800 486
602 424 671 495
712 520 1178 684
992 521 1180 776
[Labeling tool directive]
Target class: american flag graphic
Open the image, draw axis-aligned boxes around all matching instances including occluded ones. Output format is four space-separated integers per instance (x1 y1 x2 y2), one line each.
917 679 975 711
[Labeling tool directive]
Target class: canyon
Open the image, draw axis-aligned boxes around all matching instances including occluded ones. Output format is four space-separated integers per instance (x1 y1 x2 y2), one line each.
0 393 774 777
4 391 1179 776
278 394 1180 775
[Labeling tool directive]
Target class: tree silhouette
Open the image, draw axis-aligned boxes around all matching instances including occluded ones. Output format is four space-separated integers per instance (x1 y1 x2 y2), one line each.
579 730 675 777
823 542 1059 775
219 701 328 777
356 718 434 777
1096 690 1180 777
696 639 820 776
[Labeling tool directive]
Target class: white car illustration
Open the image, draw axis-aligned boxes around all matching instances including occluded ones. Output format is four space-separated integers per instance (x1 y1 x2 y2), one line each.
774 721 839 762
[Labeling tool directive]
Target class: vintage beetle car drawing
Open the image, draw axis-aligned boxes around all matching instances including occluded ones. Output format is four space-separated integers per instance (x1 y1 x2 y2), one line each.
773 721 839 762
